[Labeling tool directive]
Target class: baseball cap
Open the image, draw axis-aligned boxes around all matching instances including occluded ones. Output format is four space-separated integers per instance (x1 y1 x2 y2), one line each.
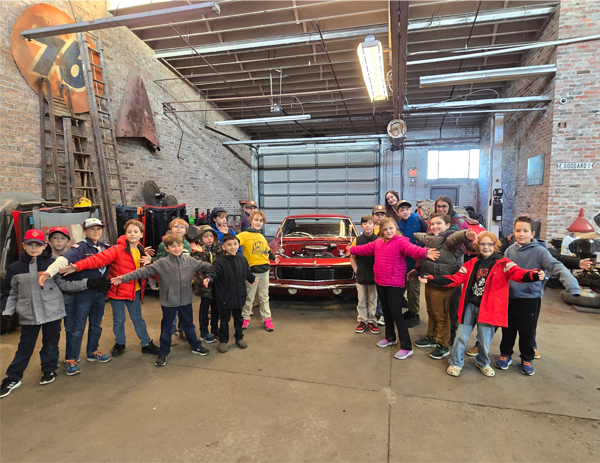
48 226 71 240
23 229 45 246
372 205 386 215
82 218 105 230
245 200 258 209
398 200 412 209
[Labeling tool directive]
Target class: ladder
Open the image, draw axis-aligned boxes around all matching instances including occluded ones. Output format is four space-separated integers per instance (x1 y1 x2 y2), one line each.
78 32 127 243
38 78 100 208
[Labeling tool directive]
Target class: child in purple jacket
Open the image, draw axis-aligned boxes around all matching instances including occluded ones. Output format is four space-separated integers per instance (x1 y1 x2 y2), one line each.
351 218 440 360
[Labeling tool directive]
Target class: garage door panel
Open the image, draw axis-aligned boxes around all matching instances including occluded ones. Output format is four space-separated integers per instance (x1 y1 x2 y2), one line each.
262 196 288 208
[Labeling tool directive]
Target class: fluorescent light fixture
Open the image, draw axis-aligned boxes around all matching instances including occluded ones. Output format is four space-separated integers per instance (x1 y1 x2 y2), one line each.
214 114 311 127
419 65 557 88
357 35 388 102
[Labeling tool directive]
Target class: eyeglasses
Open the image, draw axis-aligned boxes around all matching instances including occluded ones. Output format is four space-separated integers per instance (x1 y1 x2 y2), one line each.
478 243 495 248
172 225 187 229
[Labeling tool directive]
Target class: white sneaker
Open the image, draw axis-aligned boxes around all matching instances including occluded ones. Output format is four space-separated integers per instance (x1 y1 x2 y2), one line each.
377 316 385 326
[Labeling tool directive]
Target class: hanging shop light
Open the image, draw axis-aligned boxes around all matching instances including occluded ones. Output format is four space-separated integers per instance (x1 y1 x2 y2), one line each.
214 114 311 126
357 35 388 102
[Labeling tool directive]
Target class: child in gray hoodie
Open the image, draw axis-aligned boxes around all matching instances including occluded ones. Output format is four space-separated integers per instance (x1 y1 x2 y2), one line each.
496 215 580 376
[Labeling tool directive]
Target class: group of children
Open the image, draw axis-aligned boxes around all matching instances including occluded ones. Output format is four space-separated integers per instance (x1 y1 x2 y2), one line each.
350 201 585 378
0 202 277 398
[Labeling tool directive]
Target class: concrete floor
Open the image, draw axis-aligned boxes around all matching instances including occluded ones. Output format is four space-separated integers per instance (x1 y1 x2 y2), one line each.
1 288 599 462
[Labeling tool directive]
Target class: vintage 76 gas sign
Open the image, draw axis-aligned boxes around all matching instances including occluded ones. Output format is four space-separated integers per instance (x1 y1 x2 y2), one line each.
11 4 99 113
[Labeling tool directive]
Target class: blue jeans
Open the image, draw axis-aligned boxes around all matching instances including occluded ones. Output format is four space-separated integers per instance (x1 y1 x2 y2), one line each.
159 304 202 356
110 291 151 347
65 289 106 360
5 320 61 381
450 303 496 368
171 315 183 335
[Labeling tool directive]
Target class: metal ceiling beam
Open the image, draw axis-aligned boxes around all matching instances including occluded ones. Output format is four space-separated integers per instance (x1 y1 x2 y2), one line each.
406 4 556 32
409 34 600 66
223 134 390 146
391 0 409 118
20 2 219 40
154 25 388 59
405 96 551 111
420 65 557 88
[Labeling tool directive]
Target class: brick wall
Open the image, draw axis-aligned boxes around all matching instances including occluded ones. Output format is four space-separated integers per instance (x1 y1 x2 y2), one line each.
0 1 252 222
381 126 480 209
478 11 558 239
548 0 600 237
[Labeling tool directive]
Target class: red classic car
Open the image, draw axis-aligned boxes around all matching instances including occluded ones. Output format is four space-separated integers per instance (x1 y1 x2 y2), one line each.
268 214 359 296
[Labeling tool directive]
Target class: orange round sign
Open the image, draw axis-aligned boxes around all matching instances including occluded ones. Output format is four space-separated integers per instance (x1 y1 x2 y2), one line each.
11 3 97 113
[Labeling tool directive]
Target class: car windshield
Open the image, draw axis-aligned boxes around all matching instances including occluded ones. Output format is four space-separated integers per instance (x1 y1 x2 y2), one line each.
280 218 357 238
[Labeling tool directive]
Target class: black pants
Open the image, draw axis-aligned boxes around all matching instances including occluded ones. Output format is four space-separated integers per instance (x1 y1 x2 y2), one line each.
500 297 542 361
219 308 243 344
5 319 61 382
376 285 411 351
159 304 202 356
449 286 462 338
199 297 219 337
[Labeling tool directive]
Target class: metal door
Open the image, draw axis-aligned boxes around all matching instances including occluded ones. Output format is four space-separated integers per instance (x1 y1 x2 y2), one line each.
258 141 381 236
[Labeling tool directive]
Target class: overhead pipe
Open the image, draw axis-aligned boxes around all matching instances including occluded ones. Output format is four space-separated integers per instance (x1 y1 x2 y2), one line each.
404 96 551 111
419 65 557 88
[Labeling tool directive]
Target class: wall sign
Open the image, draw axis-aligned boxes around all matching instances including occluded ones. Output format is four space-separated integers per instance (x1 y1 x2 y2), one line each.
10 4 100 113
556 162 594 170
527 154 545 186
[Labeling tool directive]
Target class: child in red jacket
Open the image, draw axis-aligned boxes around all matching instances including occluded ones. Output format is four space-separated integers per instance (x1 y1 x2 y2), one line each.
61 220 159 358
351 218 439 360
419 232 544 377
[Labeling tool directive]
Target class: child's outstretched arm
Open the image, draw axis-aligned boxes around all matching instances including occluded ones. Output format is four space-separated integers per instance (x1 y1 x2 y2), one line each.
540 249 580 296
399 239 439 262
504 261 545 284
350 239 378 256
54 275 112 293
204 262 222 287
71 246 119 273
445 229 477 251
419 266 469 287
113 263 159 286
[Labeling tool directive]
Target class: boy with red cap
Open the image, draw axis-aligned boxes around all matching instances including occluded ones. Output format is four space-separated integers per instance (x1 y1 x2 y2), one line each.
1 230 109 398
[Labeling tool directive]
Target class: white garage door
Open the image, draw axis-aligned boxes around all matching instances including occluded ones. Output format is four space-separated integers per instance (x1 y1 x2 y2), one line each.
258 141 381 236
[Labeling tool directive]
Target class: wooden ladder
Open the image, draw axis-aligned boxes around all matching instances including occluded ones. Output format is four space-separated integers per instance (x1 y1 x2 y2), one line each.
78 32 127 243
38 77 100 208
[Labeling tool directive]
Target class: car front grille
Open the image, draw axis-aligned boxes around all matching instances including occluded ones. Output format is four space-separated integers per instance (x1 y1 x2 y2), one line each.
275 266 354 281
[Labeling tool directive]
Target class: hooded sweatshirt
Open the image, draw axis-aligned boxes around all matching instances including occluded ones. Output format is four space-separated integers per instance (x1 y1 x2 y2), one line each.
504 238 580 298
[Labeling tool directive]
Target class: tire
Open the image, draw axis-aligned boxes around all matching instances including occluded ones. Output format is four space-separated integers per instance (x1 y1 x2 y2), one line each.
560 290 600 309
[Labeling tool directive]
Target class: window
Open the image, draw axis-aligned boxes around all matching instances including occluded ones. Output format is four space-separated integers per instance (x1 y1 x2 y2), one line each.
427 149 479 180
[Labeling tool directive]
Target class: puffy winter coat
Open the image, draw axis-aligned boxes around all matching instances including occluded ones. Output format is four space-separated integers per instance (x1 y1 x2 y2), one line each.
429 256 540 327
75 235 147 301
1 248 88 325
350 234 429 287
206 254 255 310
192 241 225 298
414 229 471 277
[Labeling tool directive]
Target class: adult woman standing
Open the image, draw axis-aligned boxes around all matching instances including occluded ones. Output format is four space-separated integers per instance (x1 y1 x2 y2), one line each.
433 196 468 230
385 190 401 221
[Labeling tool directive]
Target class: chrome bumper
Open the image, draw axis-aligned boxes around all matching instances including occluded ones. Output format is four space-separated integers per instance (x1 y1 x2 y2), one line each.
269 283 356 290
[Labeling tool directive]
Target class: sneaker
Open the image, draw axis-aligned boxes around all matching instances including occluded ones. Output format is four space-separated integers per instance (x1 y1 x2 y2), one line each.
171 334 179 346
242 319 250 330
201 333 216 344
377 316 385 326
87 351 111 363
263 318 274 332
141 341 160 355
236 339 248 349
40 371 57 385
446 365 462 377
429 345 450 360
0 379 21 398
495 355 512 370
466 345 478 357
218 343 228 353
192 346 210 356
414 336 437 348
64 359 81 376
394 349 413 360
110 343 126 357
476 363 496 377
355 321 367 333
376 338 398 348
155 355 167 367
405 315 421 328
521 361 535 376
367 323 380 334
534 349 541 359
